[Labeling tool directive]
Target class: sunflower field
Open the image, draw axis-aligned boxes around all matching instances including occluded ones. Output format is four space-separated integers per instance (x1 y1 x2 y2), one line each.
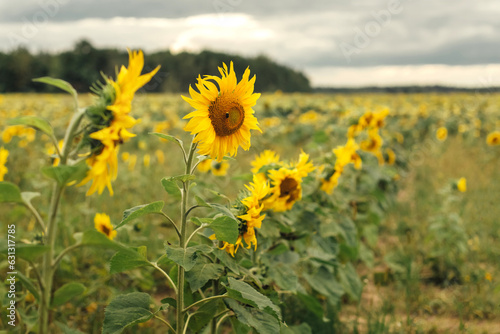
1 52 500 334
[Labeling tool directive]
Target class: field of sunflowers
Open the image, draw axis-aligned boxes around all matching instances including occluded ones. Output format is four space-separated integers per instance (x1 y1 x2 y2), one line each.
1 54 500 334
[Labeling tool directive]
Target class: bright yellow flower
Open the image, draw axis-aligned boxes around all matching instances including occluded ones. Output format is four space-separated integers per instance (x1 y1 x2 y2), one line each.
320 168 342 195
155 149 165 164
79 50 159 196
218 175 269 256
261 117 281 128
266 168 303 212
143 154 151 167
299 110 320 124
436 127 448 141
251 150 281 174
0 147 9 181
183 62 261 161
197 158 212 173
486 131 500 146
360 129 383 154
485 272 493 282
94 213 117 240
211 160 230 176
333 138 362 170
457 177 467 192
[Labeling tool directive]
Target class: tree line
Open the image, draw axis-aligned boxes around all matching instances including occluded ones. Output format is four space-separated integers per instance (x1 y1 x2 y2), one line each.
0 40 311 93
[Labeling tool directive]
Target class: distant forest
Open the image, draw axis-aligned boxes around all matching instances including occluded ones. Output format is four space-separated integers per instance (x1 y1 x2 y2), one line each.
0 40 311 93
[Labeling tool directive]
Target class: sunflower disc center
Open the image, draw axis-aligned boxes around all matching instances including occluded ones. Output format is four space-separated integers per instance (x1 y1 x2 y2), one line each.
280 177 300 203
209 96 245 137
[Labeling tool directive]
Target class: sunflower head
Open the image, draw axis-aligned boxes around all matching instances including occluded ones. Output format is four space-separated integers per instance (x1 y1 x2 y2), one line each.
436 127 448 141
183 62 261 161
457 177 467 192
486 131 500 146
94 213 117 240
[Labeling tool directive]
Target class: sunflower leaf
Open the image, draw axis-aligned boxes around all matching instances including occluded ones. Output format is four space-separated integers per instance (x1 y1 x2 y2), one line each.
117 201 164 229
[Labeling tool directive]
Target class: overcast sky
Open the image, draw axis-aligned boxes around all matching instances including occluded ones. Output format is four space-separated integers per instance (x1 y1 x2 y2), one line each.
1 0 500 87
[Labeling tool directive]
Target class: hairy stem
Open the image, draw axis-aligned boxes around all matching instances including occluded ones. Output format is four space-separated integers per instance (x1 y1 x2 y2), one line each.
176 137 197 333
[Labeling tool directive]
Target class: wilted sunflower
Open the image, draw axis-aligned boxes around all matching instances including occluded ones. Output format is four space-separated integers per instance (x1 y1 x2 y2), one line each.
94 213 117 240
183 62 261 161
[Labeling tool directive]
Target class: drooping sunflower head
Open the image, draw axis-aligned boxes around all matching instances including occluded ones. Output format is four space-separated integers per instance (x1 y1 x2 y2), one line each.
94 213 117 240
183 62 261 161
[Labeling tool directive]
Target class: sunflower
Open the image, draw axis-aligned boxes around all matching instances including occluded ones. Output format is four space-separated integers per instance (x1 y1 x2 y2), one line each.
360 129 383 154
211 160 230 176
266 152 314 212
0 146 9 181
320 168 343 195
436 127 448 141
79 50 160 196
385 148 396 165
486 131 500 146
217 175 269 256
183 62 261 161
457 177 467 192
197 158 212 173
251 150 281 174
94 213 117 240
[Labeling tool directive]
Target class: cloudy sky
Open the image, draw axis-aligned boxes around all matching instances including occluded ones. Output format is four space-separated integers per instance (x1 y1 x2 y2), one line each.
1 0 500 87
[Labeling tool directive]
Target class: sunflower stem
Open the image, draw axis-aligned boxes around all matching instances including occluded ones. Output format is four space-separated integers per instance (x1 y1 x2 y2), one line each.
39 109 85 334
176 137 197 334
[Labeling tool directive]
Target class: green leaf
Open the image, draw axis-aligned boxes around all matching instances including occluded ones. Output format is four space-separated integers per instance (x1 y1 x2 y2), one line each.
267 264 297 291
173 174 196 183
33 77 77 99
117 201 164 229
226 299 280 334
296 292 323 319
41 161 88 185
226 277 281 320
165 244 212 272
51 283 86 307
161 177 181 197
186 263 224 292
150 132 184 149
188 299 220 333
109 247 152 274
7 116 55 139
194 195 211 208
213 249 240 274
303 267 344 306
210 216 239 244
14 244 49 262
17 271 40 301
338 263 363 301
0 182 23 203
103 292 153 334
55 322 85 334
190 217 213 226
210 203 237 220
21 192 40 204
281 323 312 334
160 297 177 309
80 230 124 251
